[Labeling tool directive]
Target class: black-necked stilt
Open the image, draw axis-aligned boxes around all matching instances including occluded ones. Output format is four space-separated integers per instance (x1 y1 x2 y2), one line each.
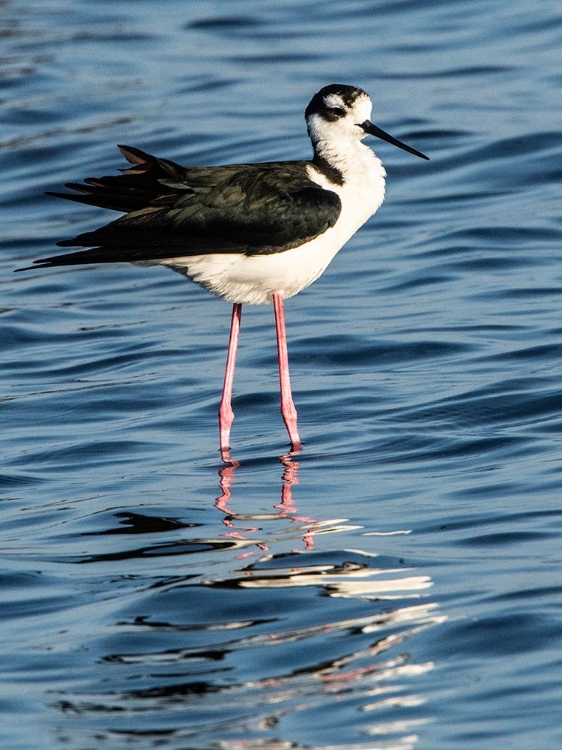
19 84 428 460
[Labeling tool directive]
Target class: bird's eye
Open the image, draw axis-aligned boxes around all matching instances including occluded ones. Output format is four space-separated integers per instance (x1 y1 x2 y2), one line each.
329 106 346 118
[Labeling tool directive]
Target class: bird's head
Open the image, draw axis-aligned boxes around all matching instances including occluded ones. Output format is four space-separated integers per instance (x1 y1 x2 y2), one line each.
305 84 428 161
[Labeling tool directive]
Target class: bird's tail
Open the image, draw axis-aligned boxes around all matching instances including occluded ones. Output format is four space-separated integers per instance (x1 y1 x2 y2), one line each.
15 146 190 271
45 145 186 214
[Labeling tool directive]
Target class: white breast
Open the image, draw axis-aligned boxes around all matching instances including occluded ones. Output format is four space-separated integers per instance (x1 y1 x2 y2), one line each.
151 146 386 305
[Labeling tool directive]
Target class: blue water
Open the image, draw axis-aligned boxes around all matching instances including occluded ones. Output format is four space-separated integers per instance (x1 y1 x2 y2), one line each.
2 0 562 748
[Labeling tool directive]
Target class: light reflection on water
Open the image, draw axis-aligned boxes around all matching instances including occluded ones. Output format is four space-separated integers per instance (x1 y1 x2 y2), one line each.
49 456 443 749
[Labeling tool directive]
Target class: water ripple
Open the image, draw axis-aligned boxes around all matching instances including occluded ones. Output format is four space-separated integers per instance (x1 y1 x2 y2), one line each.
2 0 562 748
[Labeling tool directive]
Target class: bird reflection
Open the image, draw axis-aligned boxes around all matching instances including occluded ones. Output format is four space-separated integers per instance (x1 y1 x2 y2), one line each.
55 452 445 750
215 452 316 554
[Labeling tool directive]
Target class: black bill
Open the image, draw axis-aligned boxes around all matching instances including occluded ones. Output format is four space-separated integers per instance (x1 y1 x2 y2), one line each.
360 120 429 160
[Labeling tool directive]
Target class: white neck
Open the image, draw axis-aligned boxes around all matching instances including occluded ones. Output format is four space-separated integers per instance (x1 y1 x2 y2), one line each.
307 112 386 189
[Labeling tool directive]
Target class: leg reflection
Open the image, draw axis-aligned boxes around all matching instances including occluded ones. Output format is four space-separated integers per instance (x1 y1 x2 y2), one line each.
215 453 318 554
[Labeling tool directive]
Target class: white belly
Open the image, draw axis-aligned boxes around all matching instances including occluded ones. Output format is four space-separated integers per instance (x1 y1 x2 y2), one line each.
150 154 386 305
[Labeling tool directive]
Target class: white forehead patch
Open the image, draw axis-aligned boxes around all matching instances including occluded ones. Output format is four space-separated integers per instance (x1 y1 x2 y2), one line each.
323 91 372 121
324 92 347 109
353 95 372 122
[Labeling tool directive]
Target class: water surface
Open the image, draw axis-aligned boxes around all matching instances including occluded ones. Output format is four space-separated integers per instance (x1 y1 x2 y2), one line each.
2 1 562 748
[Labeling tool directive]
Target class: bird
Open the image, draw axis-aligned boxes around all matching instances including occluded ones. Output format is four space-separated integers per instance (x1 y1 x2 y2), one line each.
18 84 429 461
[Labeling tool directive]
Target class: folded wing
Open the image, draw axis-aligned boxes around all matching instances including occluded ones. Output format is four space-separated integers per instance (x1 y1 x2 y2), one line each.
22 146 342 270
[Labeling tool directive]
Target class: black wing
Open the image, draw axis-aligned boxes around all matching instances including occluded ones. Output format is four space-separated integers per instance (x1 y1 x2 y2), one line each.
20 146 341 270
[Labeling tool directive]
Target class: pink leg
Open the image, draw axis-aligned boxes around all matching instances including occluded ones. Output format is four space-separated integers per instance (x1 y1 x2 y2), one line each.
219 303 242 462
273 292 302 452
